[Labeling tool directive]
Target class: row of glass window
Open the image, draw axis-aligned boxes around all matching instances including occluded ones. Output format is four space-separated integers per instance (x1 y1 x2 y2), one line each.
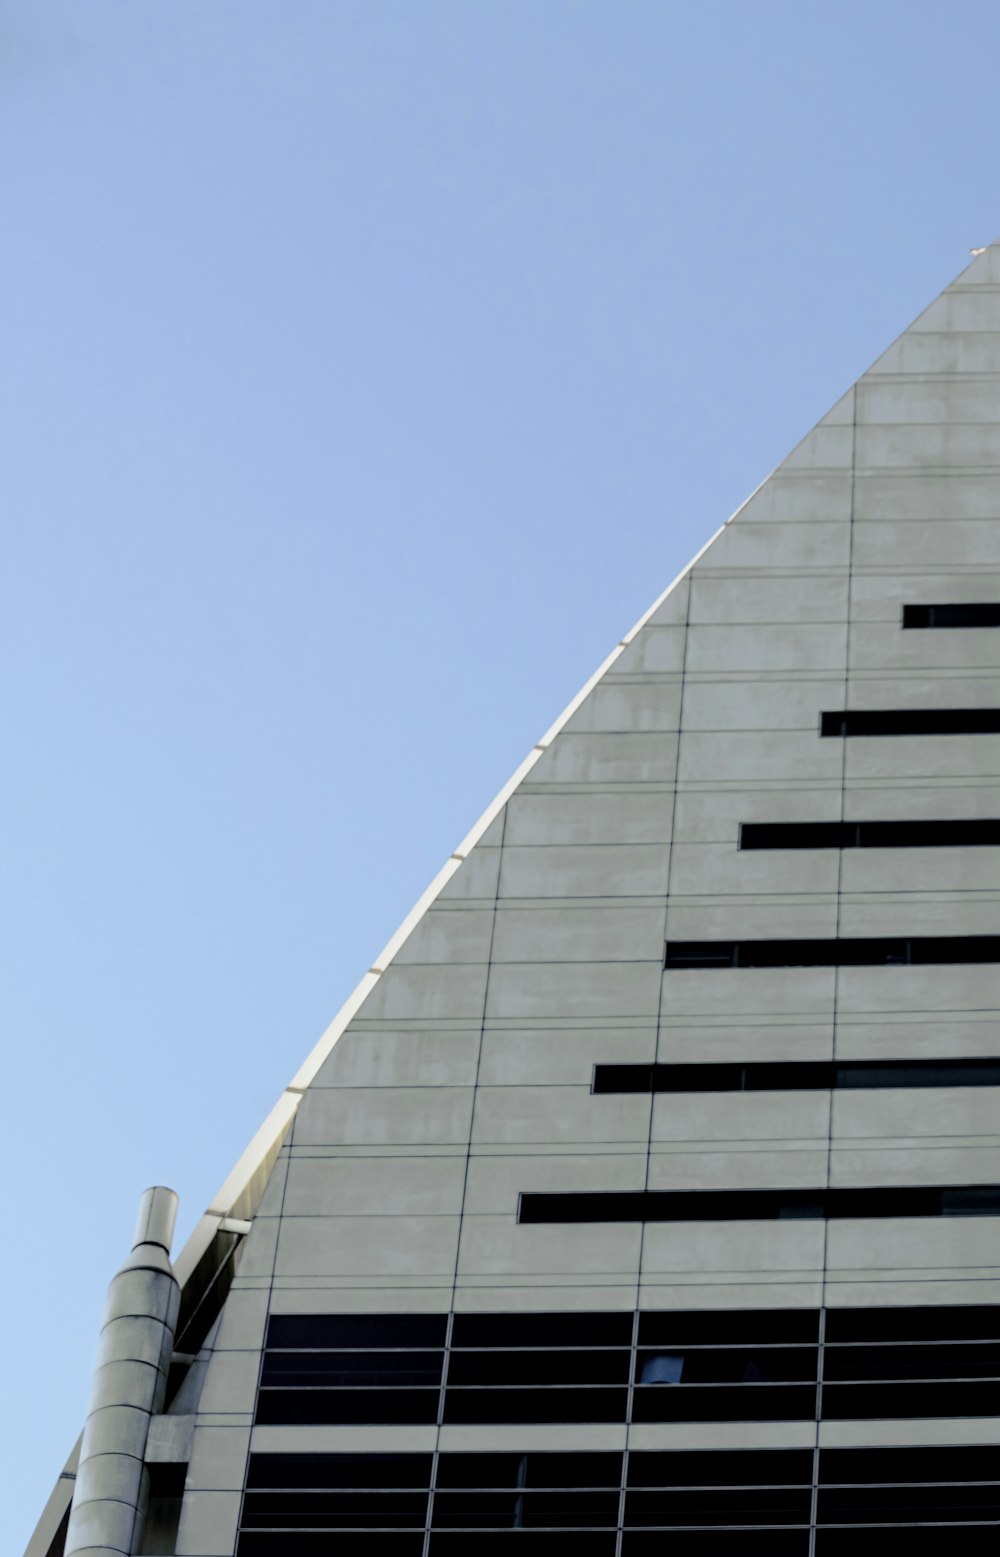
245 1447 1000 1488
253 1379 1000 1424
740 817 1000 848
238 1448 1000 1554
255 1310 1000 1426
592 1058 1000 1092
665 935 1000 966
235 1531 1000 1557
243 1485 1000 1523
265 1306 1000 1350
261 1340 1000 1385
518 1185 1000 1222
821 707 1000 736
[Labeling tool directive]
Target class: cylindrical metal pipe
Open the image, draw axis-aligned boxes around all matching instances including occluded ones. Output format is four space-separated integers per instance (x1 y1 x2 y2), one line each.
131 1186 178 1254
65 1189 180 1556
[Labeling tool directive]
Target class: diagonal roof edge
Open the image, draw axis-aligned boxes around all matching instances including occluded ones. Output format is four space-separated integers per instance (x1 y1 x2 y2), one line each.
28 236 995 1557
177 512 731 1280
187 238 1000 1272
69 234 1000 1307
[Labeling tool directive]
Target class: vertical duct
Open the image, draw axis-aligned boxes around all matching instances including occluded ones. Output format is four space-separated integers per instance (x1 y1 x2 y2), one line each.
64 1188 180 1556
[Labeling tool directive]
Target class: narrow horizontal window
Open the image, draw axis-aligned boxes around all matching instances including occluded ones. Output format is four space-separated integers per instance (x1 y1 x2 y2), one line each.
238 1536 426 1557
266 1314 447 1350
823 1340 1000 1382
664 936 1000 968
621 1531 808 1556
254 1388 441 1426
819 1444 1000 1483
593 1059 1000 1093
246 1453 433 1490
241 1490 430 1529
631 1382 818 1423
814 1532 998 1557
446 1349 630 1387
839 1059 1000 1087
442 1386 628 1425
635 1345 817 1383
740 818 1000 849
625 1486 813 1525
431 1490 621 1528
741 821 856 849
821 708 1000 737
261 1351 444 1387
822 1379 1000 1418
518 1185 1000 1224
818 1482 1000 1523
627 1448 814 1487
637 1312 818 1347
430 1533 618 1557
450 1312 632 1348
903 603 1000 628
435 1452 623 1490
824 1305 1000 1343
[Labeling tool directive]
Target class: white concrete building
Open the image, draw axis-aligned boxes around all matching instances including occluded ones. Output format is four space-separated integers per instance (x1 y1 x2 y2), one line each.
30 242 1000 1556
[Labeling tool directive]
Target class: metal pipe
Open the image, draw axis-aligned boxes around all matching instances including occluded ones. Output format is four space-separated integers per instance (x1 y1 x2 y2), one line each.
64 1188 180 1556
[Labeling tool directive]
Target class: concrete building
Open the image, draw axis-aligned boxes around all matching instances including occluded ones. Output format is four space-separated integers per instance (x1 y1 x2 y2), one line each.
29 242 1000 1556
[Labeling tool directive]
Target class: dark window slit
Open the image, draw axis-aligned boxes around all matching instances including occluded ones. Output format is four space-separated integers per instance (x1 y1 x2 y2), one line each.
903 603 1000 628
740 818 1000 849
593 1059 1000 1094
664 936 1000 968
820 708 1000 737
517 1185 1000 1224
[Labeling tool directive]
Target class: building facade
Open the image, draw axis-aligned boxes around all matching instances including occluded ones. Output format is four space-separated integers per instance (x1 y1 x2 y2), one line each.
31 243 1000 1556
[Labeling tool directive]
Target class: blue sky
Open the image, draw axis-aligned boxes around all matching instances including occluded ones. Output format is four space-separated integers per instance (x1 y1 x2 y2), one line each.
5 1 1000 1543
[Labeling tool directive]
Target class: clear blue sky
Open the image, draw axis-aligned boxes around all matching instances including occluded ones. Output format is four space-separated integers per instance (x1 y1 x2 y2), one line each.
4 1 1000 1544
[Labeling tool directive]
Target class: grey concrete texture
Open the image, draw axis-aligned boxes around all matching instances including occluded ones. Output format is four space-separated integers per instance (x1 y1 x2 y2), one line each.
94 1316 172 1373
87 1361 164 1415
174 1490 243 1556
62 1499 137 1553
144 1414 194 1464
181 1425 251 1492
71 1453 144 1508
